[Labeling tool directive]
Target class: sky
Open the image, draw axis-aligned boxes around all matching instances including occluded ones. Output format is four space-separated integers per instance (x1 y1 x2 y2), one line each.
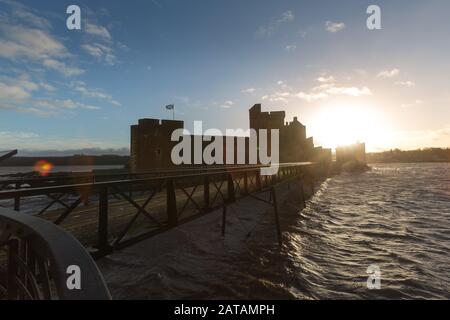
0 0 449 155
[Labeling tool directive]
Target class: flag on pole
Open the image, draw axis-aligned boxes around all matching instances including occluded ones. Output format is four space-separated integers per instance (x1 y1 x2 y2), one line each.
165 104 174 110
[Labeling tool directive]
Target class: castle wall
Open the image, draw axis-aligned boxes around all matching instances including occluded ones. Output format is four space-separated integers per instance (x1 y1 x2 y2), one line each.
130 104 323 172
336 143 367 164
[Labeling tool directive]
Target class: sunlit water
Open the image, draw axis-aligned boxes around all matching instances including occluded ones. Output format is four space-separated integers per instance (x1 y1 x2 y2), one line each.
277 163 450 299
244 164 450 299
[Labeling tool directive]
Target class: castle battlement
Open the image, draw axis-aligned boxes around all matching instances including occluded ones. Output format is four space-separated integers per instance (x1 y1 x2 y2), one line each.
130 104 319 172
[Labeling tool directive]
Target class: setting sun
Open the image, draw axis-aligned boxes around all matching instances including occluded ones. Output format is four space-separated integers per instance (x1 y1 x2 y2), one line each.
310 105 385 151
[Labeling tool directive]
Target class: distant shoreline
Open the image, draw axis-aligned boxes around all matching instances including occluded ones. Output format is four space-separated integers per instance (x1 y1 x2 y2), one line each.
368 160 450 164
0 155 130 167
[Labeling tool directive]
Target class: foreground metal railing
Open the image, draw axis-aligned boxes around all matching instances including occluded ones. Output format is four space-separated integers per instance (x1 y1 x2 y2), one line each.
0 207 111 300
0 163 319 258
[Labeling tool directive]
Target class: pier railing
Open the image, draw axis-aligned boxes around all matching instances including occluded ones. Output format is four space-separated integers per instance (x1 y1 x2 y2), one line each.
0 163 317 258
0 207 111 300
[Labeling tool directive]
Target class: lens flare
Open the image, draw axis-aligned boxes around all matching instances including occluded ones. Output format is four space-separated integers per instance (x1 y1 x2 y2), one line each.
34 160 53 177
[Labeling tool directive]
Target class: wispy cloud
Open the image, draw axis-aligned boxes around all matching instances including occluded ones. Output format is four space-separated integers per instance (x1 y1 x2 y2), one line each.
71 81 121 106
82 21 118 65
377 68 400 78
220 100 234 109
85 23 112 41
81 43 117 65
260 76 372 104
325 21 345 33
284 44 297 52
42 59 84 77
256 10 295 38
395 80 415 87
0 13 84 78
241 87 257 94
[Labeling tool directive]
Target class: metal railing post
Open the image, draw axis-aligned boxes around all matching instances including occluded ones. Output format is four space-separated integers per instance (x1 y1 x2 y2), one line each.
167 179 178 227
243 172 249 194
203 175 210 211
98 187 110 254
14 184 20 211
227 173 235 203
271 187 283 246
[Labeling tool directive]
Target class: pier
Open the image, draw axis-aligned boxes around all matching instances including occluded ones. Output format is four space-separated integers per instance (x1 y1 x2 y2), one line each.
0 162 326 299
0 163 321 255
0 162 323 298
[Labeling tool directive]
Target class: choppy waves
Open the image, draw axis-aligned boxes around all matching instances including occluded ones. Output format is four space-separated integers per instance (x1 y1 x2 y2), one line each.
281 163 450 299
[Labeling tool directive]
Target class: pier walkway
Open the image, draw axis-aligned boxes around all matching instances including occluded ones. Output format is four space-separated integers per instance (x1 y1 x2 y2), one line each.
0 163 319 258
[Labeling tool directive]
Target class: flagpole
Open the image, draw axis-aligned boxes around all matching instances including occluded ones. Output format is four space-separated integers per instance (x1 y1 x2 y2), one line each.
173 107 175 120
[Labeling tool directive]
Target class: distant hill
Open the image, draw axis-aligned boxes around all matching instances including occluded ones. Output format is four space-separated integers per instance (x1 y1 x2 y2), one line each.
0 155 130 167
367 148 450 163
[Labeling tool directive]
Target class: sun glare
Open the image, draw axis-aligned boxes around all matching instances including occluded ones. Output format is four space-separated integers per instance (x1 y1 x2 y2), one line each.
310 105 385 151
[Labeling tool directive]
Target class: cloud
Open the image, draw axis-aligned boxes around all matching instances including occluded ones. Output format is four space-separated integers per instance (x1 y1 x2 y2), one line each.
82 21 119 65
395 80 415 87
260 75 372 103
295 91 327 102
241 88 257 94
325 21 346 33
81 43 117 65
42 59 85 77
377 69 400 78
71 81 121 106
85 23 112 41
0 25 67 61
285 44 297 51
13 9 52 30
297 83 372 102
316 76 335 83
0 82 31 100
35 98 101 111
256 10 295 38
262 91 291 103
220 100 234 109
0 16 84 77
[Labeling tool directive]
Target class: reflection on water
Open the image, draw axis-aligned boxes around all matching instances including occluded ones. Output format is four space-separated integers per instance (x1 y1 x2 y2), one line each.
282 163 450 299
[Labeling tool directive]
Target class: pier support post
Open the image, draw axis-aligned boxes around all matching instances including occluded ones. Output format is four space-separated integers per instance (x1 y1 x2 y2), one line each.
167 179 178 227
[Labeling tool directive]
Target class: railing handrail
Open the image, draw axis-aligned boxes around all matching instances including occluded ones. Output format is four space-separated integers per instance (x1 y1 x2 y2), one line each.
0 207 112 300
0 162 314 200
0 162 312 185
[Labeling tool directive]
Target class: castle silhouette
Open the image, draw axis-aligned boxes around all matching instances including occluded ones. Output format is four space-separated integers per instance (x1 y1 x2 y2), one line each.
130 104 332 172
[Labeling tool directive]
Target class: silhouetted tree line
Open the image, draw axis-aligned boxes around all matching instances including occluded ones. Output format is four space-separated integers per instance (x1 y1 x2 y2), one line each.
367 148 450 163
